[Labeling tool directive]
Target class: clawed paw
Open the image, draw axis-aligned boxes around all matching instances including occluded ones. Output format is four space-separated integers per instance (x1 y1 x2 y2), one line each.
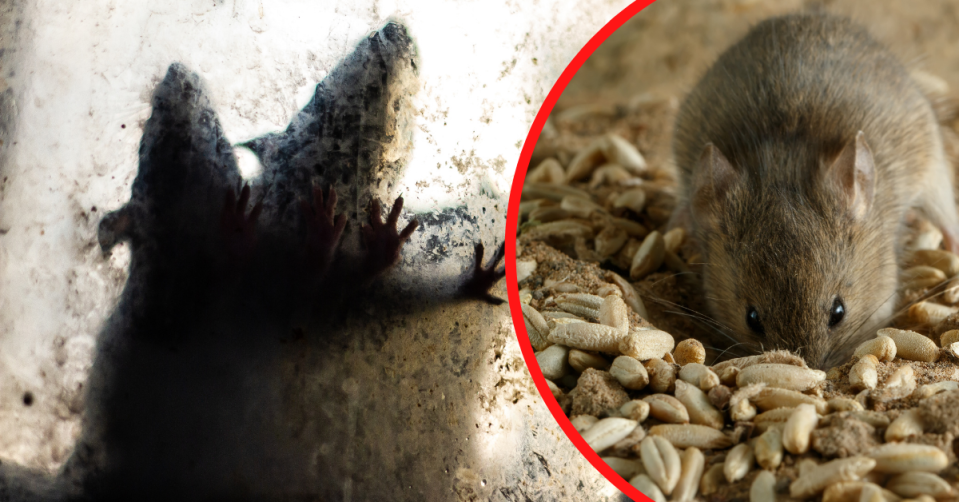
460 242 506 305
300 185 347 274
220 184 263 265
360 196 419 278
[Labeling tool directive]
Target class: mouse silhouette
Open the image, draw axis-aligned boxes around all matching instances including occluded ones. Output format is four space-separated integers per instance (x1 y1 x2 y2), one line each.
24 21 509 501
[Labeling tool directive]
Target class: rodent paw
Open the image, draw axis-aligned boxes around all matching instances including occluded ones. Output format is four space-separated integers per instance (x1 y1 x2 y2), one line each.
460 241 506 305
360 196 419 278
300 185 347 274
220 184 263 265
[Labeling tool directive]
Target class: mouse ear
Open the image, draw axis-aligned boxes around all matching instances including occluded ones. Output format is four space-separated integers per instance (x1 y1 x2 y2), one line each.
827 131 875 220
690 143 739 231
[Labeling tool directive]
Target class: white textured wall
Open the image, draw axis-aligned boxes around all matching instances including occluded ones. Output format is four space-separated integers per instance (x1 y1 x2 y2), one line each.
0 0 633 499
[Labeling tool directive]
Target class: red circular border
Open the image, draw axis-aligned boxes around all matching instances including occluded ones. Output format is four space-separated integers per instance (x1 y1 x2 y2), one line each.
505 1 659 501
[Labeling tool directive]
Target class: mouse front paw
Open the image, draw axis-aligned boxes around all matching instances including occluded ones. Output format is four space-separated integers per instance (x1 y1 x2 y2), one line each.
300 185 347 276
460 242 506 305
220 184 263 266
360 196 419 279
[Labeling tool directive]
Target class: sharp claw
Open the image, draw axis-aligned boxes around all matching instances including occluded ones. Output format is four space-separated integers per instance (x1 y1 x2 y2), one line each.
388 196 404 227
369 200 382 228
399 219 419 242
238 184 251 212
313 185 324 218
333 214 347 242
474 242 485 268
326 186 337 214
485 294 506 306
248 200 263 224
490 242 506 266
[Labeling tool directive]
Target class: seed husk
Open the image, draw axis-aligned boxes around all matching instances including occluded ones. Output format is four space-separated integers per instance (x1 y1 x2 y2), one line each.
884 408 924 442
582 417 640 452
827 397 864 412
645 357 678 393
611 355 650 390
672 447 704 502
528 206 571 223
521 303 551 351
535 344 570 380
700 463 726 496
940 329 959 347
629 473 666 502
549 322 629 353
607 271 649 319
849 355 879 391
640 436 681 495
789 456 876 499
852 336 897 362
755 427 784 470
598 294 629 334
749 470 776 502
589 163 632 188
516 259 537 283
613 189 647 214
567 349 609 373
620 330 675 361
674 380 724 429
560 195 604 219
752 387 828 414
885 471 953 499
662 227 685 254
602 133 647 174
570 414 599 433
905 249 959 277
783 403 819 455
526 157 566 184
647 424 733 449
867 443 949 473
724 443 755 483
602 456 645 480
913 380 959 400
620 399 650 422
878 328 939 362
674 338 706 366
521 182 594 203
565 140 606 183
906 302 958 329
736 363 826 391
729 383 765 422
643 394 690 424
630 230 666 280
900 265 947 290
679 363 720 391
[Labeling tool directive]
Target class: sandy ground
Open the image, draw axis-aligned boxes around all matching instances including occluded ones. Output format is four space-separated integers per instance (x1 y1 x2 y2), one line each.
562 0 959 110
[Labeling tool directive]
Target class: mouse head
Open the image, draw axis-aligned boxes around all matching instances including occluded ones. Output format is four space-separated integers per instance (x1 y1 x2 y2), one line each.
688 132 898 368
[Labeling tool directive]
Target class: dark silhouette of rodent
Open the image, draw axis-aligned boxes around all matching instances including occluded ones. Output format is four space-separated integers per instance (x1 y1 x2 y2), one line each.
34 22 506 501
672 13 959 369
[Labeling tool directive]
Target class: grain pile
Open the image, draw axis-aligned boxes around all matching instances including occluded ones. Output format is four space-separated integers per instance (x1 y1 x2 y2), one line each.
515 80 959 501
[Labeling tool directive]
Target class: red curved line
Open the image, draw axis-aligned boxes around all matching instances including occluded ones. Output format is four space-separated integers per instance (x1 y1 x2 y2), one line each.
505 2 659 501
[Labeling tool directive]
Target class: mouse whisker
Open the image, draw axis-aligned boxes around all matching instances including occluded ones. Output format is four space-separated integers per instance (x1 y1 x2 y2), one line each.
646 295 739 341
862 279 954 335
709 342 750 363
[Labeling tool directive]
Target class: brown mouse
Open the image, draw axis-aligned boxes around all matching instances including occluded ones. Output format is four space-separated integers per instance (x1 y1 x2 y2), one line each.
671 13 959 369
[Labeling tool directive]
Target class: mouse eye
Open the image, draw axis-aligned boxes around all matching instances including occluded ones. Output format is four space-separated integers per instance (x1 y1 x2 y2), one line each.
829 297 845 327
746 306 765 334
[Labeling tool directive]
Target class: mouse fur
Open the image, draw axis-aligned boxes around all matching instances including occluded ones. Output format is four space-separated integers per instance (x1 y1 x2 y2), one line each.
672 12 959 369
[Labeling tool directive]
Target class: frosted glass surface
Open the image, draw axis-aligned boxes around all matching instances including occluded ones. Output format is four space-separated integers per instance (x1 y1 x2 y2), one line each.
0 0 631 499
